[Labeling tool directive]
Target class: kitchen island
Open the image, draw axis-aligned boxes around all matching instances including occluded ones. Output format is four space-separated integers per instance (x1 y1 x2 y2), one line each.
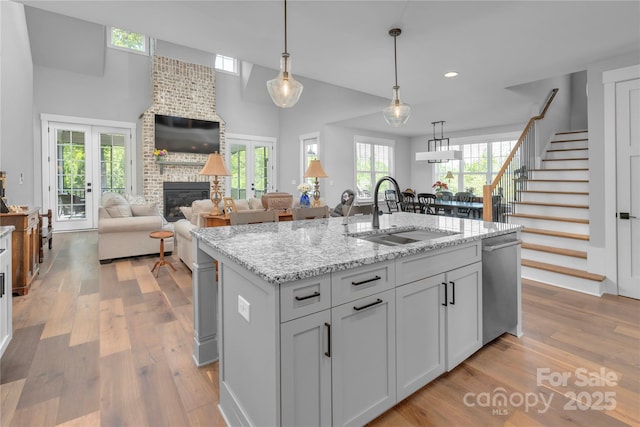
191 212 522 426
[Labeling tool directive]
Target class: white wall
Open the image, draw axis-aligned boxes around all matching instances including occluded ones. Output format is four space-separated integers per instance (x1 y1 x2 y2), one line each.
0 2 34 206
587 50 640 248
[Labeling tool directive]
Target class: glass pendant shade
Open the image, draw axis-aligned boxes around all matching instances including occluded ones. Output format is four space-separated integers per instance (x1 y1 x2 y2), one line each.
383 86 411 127
267 53 303 108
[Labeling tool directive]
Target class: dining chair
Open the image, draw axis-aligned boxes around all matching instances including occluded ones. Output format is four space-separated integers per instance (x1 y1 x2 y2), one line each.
292 206 329 220
401 191 418 212
342 204 373 216
416 193 436 215
384 189 401 212
454 192 473 218
229 210 279 225
437 191 454 215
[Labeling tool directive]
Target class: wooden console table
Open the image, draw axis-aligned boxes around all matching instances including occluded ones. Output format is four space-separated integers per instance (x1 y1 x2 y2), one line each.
204 211 293 227
0 207 40 295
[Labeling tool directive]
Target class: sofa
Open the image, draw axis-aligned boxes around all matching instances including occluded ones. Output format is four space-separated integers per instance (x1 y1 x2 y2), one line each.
174 193 295 270
98 192 174 263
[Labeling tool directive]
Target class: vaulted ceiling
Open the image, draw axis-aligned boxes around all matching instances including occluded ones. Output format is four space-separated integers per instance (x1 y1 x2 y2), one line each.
16 0 640 136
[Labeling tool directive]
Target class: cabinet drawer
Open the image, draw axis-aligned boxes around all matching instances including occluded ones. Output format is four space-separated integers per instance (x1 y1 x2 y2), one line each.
396 241 481 285
280 274 331 323
331 260 395 306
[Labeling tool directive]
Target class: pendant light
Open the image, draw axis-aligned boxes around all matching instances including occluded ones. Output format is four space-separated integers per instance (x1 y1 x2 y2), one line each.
267 0 303 108
383 28 411 127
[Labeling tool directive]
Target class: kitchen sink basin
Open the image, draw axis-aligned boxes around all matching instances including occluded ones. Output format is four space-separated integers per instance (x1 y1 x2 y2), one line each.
353 228 459 246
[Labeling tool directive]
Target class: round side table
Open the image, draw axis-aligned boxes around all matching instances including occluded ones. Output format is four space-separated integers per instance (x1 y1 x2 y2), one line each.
149 230 176 277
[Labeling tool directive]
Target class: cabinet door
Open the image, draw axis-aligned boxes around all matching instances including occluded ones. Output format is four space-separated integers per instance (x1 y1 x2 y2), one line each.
331 289 396 427
0 253 12 357
445 262 482 371
396 274 446 400
281 310 332 427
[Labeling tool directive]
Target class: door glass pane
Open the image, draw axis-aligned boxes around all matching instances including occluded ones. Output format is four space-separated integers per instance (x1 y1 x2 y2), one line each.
100 132 126 194
303 139 318 186
253 146 269 198
56 130 87 220
230 144 247 199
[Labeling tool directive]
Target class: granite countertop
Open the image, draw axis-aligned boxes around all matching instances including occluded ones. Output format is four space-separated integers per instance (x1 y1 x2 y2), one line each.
192 212 522 285
0 226 15 239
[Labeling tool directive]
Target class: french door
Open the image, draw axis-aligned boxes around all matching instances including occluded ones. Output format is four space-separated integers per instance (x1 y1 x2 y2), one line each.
226 134 276 200
42 115 135 231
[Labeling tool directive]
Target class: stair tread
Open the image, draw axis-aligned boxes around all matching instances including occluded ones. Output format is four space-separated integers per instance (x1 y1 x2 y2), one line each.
527 179 588 183
542 158 589 161
522 259 605 282
550 138 588 143
508 213 589 224
513 201 588 209
556 130 588 135
521 243 587 259
518 190 588 195
530 168 588 171
521 228 589 241
547 148 588 152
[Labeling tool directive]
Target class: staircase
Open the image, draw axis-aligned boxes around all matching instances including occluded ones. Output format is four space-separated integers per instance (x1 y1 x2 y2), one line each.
508 130 606 295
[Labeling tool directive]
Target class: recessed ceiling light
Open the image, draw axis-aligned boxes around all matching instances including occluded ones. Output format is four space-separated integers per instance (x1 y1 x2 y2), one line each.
444 71 459 78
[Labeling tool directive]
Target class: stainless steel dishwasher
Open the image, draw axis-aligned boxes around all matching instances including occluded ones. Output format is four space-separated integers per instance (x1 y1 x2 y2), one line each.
482 233 521 344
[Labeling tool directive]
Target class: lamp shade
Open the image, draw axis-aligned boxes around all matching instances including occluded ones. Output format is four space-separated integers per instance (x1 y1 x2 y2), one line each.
304 159 328 178
199 152 231 176
445 171 455 180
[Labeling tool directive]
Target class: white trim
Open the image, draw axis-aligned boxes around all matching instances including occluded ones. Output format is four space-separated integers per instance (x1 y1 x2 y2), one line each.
601 63 640 295
41 114 136 130
225 133 276 144
299 131 320 184
602 64 640 84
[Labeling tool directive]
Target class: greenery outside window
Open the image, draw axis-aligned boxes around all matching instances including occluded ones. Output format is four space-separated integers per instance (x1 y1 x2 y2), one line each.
107 27 148 55
100 133 126 194
434 137 517 196
355 136 395 201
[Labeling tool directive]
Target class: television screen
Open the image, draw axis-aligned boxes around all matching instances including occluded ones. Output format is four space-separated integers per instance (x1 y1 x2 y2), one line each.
154 114 220 154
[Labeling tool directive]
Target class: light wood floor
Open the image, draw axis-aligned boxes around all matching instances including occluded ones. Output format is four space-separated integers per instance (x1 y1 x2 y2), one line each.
1 232 638 426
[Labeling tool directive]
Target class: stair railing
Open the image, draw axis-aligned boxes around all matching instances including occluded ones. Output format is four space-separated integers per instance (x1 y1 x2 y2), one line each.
482 88 559 222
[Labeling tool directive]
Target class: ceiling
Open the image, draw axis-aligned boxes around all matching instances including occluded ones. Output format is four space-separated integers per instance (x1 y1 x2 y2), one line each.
16 1 640 137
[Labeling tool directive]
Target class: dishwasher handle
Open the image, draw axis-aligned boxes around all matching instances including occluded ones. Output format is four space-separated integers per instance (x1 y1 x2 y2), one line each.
483 239 522 252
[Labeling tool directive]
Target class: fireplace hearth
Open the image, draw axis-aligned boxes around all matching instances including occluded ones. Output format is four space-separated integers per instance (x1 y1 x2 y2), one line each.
163 182 210 222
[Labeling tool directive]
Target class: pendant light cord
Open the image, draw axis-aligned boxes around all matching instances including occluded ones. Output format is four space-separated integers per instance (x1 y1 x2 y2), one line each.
283 0 288 54
393 33 398 87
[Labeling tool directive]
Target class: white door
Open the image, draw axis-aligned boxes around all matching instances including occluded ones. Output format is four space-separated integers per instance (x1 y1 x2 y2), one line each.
616 78 640 299
226 135 276 200
45 119 134 231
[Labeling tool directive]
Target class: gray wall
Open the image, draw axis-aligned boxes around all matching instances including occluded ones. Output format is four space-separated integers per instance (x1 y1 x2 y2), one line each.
570 71 588 130
587 50 640 248
0 2 34 207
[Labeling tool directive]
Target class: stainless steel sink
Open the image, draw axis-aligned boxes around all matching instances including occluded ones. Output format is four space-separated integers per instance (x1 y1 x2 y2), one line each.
353 228 459 246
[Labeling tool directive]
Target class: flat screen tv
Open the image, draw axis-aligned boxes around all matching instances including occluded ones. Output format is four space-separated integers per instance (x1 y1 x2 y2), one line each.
154 114 220 154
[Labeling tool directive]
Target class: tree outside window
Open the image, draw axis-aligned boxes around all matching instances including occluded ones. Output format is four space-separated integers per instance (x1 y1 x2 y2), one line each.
355 138 394 201
109 27 147 54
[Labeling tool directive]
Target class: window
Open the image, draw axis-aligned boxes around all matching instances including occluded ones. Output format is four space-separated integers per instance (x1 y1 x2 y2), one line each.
355 136 395 201
300 133 319 186
107 27 148 55
434 136 517 196
100 133 126 194
215 54 239 75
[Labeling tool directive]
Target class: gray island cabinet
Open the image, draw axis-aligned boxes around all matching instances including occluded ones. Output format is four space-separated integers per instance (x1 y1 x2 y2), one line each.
191 213 521 427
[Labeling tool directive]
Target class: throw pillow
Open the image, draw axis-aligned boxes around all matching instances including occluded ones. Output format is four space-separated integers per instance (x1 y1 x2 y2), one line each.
179 206 193 222
124 193 147 205
102 192 132 218
191 199 214 226
235 199 250 211
131 202 158 217
248 198 263 210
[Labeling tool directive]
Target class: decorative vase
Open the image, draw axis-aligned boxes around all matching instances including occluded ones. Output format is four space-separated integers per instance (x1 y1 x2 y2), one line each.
299 193 311 208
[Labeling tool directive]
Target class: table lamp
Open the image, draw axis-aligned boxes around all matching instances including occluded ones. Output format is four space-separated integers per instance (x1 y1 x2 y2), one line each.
445 171 454 185
199 152 231 216
303 160 328 207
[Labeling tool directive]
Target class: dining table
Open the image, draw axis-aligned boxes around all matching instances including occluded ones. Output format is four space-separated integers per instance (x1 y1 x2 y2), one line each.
431 199 484 218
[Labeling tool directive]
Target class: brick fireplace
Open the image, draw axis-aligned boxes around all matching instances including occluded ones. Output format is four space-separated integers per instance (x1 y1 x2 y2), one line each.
141 55 226 215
